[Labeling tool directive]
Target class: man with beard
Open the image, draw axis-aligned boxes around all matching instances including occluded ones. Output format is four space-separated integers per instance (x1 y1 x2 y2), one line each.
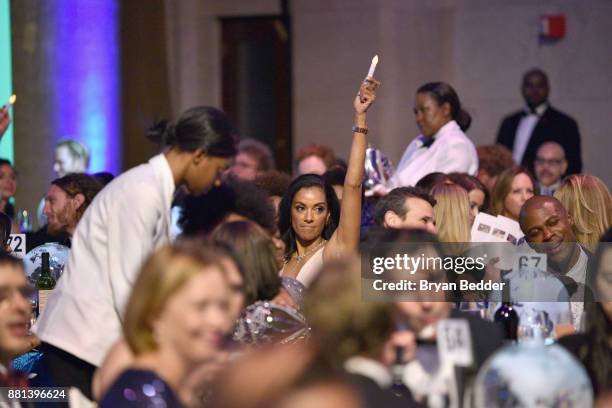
533 142 567 196
26 174 103 251
519 196 591 327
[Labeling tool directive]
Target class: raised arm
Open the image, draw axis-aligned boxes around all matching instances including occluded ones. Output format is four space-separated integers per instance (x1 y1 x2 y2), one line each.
325 78 379 259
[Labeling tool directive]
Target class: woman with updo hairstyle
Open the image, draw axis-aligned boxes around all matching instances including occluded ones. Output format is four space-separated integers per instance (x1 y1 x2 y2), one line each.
33 106 237 398
554 174 611 253
387 82 478 188
490 165 537 221
277 77 379 288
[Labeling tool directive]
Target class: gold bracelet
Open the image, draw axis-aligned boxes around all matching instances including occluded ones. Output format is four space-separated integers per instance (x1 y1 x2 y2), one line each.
352 126 368 134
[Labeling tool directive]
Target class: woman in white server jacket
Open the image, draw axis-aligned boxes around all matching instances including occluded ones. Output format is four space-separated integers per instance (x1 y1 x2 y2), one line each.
33 106 237 399
386 82 478 189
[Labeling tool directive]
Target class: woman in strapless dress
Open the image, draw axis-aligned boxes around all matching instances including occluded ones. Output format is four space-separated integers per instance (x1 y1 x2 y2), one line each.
277 77 379 288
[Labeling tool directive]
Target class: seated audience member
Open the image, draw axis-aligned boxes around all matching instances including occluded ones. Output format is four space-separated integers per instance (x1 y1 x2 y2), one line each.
374 187 436 234
379 231 503 404
554 174 611 253
93 240 245 404
431 183 471 241
27 174 103 251
212 221 282 305
38 139 92 226
228 138 275 181
448 172 490 220
254 170 292 214
490 165 536 221
323 167 347 203
0 212 11 251
0 253 33 387
558 228 612 400
519 196 591 327
295 144 336 176
304 256 420 408
534 141 567 196
414 172 451 194
476 144 514 192
179 176 277 237
100 241 236 407
0 159 16 219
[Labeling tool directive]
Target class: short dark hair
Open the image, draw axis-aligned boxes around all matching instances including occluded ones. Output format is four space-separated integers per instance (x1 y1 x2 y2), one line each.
238 139 275 171
322 167 346 187
51 173 104 221
179 176 276 236
374 187 436 227
522 68 549 88
255 170 292 198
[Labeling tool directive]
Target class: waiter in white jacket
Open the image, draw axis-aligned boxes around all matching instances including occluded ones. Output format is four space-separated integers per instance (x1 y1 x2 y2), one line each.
33 106 237 398
387 82 478 189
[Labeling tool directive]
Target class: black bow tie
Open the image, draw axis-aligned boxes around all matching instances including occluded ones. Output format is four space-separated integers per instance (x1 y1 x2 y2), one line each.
421 137 435 149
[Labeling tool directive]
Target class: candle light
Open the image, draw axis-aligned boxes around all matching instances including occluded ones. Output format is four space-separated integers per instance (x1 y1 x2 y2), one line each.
8 94 16 106
367 55 379 78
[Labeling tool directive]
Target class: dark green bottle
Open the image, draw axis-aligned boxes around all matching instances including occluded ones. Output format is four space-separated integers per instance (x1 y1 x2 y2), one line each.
36 252 56 315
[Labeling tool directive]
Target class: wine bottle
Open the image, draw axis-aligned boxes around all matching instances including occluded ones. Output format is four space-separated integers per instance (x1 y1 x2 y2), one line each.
494 302 519 341
36 252 56 316
390 346 410 398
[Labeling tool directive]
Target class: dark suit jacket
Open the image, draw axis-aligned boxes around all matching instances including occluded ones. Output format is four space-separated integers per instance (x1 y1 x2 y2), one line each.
449 309 505 405
496 105 582 175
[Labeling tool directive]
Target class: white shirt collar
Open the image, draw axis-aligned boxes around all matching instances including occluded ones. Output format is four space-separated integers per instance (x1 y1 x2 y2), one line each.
524 102 549 116
418 120 460 145
149 153 176 208
344 356 393 388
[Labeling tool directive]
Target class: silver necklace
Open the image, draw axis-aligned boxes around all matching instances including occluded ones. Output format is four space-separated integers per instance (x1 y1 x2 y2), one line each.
283 239 326 276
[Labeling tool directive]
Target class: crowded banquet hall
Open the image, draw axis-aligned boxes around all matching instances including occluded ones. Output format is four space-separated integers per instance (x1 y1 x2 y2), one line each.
0 1 610 407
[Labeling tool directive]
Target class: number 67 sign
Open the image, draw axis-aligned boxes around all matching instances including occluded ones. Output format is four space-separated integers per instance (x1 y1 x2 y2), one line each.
8 234 26 258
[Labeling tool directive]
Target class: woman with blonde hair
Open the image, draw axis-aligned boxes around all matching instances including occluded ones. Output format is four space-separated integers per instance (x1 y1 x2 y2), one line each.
554 174 611 252
490 166 537 221
431 182 471 244
100 241 236 407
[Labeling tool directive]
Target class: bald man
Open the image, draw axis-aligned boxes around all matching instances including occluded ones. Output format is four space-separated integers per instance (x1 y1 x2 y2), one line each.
519 196 590 327
534 142 567 196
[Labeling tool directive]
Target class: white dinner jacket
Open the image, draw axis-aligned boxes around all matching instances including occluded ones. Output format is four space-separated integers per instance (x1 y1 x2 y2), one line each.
387 120 478 188
34 154 175 367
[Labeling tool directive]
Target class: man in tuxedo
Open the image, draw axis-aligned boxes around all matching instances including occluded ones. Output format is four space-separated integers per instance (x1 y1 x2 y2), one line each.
496 68 582 175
